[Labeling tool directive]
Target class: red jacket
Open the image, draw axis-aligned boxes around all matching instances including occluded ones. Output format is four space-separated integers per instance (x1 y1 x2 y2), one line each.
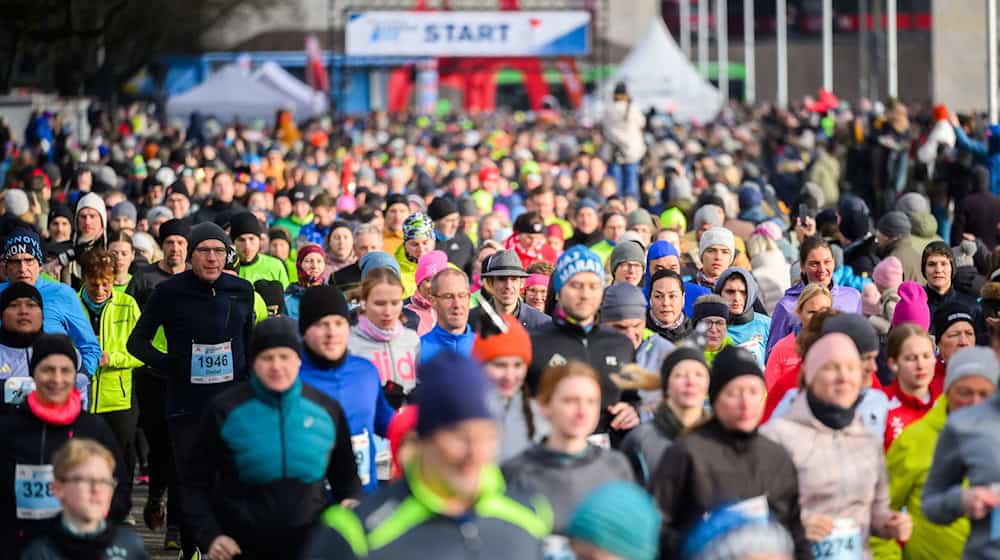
882 377 943 451
505 234 556 268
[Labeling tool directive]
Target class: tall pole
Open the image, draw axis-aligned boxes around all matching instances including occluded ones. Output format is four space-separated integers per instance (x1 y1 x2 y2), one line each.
777 0 788 107
698 0 709 76
680 0 692 58
717 0 728 100
744 0 755 103
887 0 898 98
822 0 833 91
859 0 869 99
989 0 998 123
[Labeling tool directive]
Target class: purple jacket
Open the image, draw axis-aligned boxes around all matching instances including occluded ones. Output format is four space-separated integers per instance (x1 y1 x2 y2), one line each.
765 282 863 358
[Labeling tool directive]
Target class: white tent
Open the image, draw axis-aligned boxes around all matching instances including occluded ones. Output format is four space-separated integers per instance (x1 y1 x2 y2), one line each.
592 18 722 123
252 62 329 118
167 65 292 123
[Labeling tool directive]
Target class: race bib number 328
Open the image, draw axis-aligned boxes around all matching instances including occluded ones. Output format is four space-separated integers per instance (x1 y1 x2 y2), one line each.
15 464 60 520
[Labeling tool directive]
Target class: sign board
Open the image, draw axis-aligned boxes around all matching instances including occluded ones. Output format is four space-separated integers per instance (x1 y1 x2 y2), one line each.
346 11 591 57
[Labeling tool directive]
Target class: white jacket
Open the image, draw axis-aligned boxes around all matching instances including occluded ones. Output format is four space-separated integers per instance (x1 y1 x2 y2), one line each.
601 100 647 163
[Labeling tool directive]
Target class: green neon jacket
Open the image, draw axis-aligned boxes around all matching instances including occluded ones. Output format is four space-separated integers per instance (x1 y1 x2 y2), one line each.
301 461 551 559
80 290 144 414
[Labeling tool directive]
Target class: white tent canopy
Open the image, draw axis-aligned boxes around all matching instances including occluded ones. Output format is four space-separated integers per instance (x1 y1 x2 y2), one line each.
592 18 722 123
166 65 293 123
251 62 329 118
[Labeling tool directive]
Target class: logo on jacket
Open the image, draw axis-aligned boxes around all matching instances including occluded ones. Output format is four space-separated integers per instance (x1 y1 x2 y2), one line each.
605 356 618 367
304 416 314 429
105 546 128 559
548 353 567 367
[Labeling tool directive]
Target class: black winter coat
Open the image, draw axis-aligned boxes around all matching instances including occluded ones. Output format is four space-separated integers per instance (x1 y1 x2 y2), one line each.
650 417 811 560
20 520 148 560
436 231 475 277
842 234 880 279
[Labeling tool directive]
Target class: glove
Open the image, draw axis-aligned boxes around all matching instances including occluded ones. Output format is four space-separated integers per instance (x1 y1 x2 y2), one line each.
382 381 406 409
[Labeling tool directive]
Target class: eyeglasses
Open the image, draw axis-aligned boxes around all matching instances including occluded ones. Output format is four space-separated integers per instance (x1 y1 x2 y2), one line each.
5 257 37 267
700 318 727 330
434 292 470 302
59 476 117 491
193 247 227 256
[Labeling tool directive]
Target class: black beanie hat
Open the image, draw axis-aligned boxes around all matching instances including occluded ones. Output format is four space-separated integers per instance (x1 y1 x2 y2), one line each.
709 346 764 403
931 302 976 338
251 316 302 361
48 203 73 224
187 222 231 260
1 282 43 312
158 218 191 246
427 197 459 222
821 313 879 354
660 347 708 396
254 279 287 318
29 333 79 375
229 211 263 239
298 285 350 335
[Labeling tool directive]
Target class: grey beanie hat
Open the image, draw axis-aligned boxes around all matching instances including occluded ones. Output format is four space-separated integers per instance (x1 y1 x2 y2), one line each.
627 208 655 230
694 204 724 230
187 222 232 259
610 240 646 276
600 282 648 322
699 227 735 256
945 346 1000 393
111 201 138 222
4 189 29 218
147 205 173 224
877 211 912 238
896 192 931 217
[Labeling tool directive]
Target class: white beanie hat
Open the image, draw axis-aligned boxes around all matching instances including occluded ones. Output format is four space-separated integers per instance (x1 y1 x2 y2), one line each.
699 227 735 256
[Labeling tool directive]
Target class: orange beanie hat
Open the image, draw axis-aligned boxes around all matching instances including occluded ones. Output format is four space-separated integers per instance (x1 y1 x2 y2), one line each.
472 314 532 364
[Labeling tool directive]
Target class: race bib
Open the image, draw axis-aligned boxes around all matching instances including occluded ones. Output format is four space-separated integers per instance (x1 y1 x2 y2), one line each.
542 535 575 560
723 495 769 522
587 433 611 449
4 377 34 404
15 464 60 520
351 430 371 486
811 519 862 560
374 435 391 481
190 341 234 384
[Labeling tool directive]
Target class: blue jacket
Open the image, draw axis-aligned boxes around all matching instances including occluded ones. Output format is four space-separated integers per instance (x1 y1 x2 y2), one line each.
298 223 332 246
298 353 395 492
420 323 474 362
181 375 361 553
954 124 1000 196
714 268 771 368
682 282 711 319
127 270 256 416
0 277 100 375
834 264 872 293
284 284 306 320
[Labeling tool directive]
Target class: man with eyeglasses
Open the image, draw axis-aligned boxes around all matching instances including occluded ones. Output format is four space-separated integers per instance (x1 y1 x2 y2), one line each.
420 268 475 362
0 228 101 378
127 221 255 557
690 295 733 366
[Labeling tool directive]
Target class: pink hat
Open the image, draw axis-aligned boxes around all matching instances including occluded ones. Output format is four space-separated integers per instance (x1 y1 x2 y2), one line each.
525 273 550 289
336 194 357 214
872 256 903 291
891 281 931 330
752 221 782 242
862 282 881 316
415 250 448 286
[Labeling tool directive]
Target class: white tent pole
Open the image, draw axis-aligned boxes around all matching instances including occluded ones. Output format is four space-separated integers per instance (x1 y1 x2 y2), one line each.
717 0 728 101
681 0 692 57
887 0 898 98
822 0 833 91
744 0 755 103
698 0 709 75
777 0 788 107
989 0 998 123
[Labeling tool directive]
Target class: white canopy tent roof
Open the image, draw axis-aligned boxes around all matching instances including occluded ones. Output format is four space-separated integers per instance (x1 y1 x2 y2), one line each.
591 18 722 123
251 62 329 118
166 65 293 123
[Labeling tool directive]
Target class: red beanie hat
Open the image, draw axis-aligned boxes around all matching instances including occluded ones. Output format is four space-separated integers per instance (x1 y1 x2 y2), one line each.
472 314 532 364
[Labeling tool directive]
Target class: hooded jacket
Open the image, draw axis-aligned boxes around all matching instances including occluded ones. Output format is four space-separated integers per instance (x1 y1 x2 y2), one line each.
180 375 361 554
393 243 420 299
924 393 1000 560
650 417 811 560
885 396 967 560
501 444 633 533
880 237 926 284
953 124 1000 196
298 353 396 492
714 268 771 368
751 249 792 314
81 290 144 414
766 282 862 358
347 321 420 393
760 393 895 559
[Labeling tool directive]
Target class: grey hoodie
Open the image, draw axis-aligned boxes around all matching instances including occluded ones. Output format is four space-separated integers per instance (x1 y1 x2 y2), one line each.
923 393 1000 559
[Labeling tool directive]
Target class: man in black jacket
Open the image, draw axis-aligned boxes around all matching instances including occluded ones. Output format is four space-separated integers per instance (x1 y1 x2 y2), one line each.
526 246 639 446
469 250 550 332
126 221 255 556
427 197 475 276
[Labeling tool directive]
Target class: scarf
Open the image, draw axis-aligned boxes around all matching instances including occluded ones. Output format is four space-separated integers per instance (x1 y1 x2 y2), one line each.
647 310 688 341
652 402 687 441
81 289 110 317
806 390 862 430
0 326 39 348
410 290 434 311
28 389 82 426
357 314 403 342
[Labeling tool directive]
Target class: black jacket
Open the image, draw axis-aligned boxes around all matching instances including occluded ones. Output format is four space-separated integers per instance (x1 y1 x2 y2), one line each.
125 262 182 309
127 270 255 416
527 316 638 440
19 520 148 560
468 296 551 333
842 234 880 279
650 417 811 560
951 191 1000 249
0 401 130 559
193 200 246 227
924 284 988 343
332 263 362 294
435 232 475 277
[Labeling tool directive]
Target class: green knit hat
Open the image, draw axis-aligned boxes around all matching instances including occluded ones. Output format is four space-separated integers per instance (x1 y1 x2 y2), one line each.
566 481 660 560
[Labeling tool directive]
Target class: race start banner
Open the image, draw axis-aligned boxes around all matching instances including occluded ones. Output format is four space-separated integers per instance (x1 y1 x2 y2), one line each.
346 11 591 57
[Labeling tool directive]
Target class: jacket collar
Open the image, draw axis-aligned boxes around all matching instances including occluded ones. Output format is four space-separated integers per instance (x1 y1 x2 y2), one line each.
250 374 302 406
405 459 506 516
781 391 867 436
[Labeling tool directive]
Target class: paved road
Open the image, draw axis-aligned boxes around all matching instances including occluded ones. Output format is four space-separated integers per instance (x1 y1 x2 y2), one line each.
131 484 177 560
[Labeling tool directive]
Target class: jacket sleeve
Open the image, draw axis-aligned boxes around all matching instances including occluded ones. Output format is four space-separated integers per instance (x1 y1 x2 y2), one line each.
106 298 145 371
373 385 395 438
649 443 695 557
885 431 919 512
326 401 364 503
126 287 172 374
300 506 366 560
921 422 968 524
178 405 227 552
868 442 895 539
953 125 989 160
765 303 791 359
61 290 101 376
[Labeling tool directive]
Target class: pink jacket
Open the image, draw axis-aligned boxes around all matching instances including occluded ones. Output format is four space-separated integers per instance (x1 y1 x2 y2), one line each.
761 393 894 558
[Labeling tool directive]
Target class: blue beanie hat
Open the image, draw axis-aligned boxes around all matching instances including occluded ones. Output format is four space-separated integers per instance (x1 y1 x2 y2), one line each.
737 185 763 210
683 505 793 560
3 228 43 264
359 251 401 280
567 481 661 560
553 246 605 295
415 350 496 436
